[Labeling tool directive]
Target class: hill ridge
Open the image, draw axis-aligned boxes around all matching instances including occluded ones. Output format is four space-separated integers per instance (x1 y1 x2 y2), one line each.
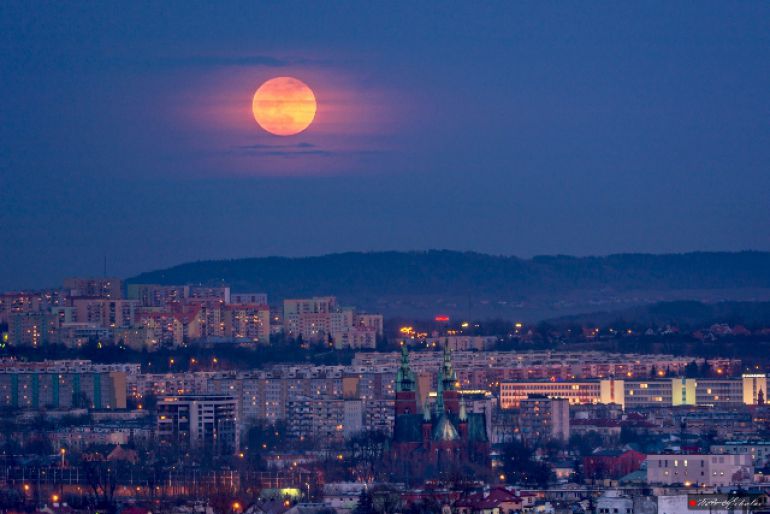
127 250 770 319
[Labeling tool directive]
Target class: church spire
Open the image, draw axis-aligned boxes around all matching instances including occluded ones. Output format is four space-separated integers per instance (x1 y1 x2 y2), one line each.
441 344 458 391
395 345 416 392
435 370 445 415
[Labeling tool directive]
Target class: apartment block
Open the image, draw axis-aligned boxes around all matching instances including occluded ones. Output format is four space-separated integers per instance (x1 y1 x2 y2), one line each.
711 441 770 467
500 381 600 409
230 293 268 305
63 278 122 299
126 284 190 307
0 364 128 410
283 297 382 349
157 394 239 456
500 375 768 410
518 396 570 444
223 304 270 343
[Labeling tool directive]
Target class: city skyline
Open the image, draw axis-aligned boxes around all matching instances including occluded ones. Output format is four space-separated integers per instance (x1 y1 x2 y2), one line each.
4 4 770 513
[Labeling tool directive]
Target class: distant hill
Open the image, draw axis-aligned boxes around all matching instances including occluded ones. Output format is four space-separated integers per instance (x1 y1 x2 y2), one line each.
127 250 770 320
545 300 770 329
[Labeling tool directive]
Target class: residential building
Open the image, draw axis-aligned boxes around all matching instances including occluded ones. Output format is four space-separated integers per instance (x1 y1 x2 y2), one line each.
646 453 753 486
0 360 131 410
126 284 190 307
500 375 768 410
500 381 600 409
156 394 239 456
596 490 634 514
518 395 570 444
223 304 270 343
583 449 647 479
230 293 268 305
63 278 122 299
711 440 770 467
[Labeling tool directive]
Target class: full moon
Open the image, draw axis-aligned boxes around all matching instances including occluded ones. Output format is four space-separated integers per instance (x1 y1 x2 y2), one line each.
252 77 317 136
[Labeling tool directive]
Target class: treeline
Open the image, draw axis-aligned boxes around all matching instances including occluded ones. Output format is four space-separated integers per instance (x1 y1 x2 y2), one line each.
0 337 361 372
128 250 770 299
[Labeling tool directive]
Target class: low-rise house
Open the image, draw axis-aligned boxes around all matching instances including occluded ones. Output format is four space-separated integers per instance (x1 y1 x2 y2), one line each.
455 487 522 514
647 453 753 486
583 449 646 479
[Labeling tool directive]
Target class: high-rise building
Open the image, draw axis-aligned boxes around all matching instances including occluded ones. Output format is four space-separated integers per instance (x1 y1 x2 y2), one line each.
126 284 190 307
282 297 382 348
0 361 130 410
188 286 231 304
63 278 123 299
518 395 570 444
71 298 138 329
223 304 270 343
230 293 268 306
157 394 239 456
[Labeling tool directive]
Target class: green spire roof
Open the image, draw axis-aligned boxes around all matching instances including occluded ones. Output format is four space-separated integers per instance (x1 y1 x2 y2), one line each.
441 344 458 391
395 345 416 392
435 371 445 415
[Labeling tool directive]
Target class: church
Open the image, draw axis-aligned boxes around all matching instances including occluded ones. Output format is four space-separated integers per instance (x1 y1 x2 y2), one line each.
390 345 489 481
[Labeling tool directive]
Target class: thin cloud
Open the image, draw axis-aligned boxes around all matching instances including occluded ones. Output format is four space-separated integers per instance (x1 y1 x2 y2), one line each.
237 142 317 150
97 54 333 71
229 142 383 159
154 54 337 69
157 55 300 68
231 142 333 158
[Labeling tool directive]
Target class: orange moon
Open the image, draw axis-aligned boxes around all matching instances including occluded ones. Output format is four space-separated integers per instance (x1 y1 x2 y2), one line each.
252 77 317 136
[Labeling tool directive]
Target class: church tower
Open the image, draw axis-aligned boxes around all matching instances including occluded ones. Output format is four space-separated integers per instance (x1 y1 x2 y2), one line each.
440 344 460 415
395 345 418 415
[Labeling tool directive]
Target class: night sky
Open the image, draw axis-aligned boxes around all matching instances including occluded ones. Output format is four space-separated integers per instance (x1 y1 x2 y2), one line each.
1 2 769 290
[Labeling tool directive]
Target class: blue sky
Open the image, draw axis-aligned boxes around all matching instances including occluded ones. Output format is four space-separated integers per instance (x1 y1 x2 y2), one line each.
1 2 769 290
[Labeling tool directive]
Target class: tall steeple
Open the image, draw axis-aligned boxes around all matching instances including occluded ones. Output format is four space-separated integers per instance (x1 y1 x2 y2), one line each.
439 343 461 415
395 345 416 392
441 344 458 391
435 370 445 415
